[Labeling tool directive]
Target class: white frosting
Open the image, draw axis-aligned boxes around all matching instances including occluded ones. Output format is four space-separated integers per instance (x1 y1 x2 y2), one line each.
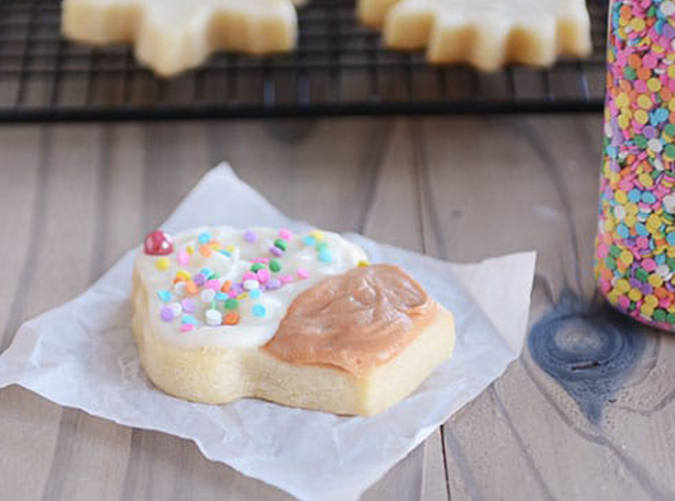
134 227 367 349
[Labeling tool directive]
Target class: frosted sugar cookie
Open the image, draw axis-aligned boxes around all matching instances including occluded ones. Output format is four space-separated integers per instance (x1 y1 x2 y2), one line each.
358 0 592 69
132 227 455 416
62 0 299 76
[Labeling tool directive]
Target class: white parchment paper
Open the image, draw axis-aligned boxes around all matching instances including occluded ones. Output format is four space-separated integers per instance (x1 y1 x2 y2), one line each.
0 163 536 501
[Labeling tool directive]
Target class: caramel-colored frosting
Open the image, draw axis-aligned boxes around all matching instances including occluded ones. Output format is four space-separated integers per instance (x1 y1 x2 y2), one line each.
264 264 437 377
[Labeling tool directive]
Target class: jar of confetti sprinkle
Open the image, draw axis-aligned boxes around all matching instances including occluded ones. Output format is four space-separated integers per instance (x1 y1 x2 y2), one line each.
595 0 675 329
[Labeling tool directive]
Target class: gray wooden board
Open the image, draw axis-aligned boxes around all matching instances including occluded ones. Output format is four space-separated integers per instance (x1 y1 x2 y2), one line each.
0 117 674 500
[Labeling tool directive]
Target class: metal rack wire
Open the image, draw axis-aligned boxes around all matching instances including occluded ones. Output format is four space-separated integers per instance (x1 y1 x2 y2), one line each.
0 0 608 122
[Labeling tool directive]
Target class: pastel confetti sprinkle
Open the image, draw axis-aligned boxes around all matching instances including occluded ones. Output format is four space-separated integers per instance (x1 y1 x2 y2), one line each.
181 298 196 313
181 314 197 325
244 230 258 243
198 232 211 244
157 290 172 302
595 1 675 330
257 269 271 283
279 228 292 240
244 279 260 290
205 309 222 326
160 306 175 322
180 324 195 333
155 257 170 271
318 249 333 263
270 246 284 257
173 282 187 296
358 260 370 267
302 235 316 246
224 298 239 310
201 289 216 303
297 268 310 280
252 304 266 318
223 312 240 325
269 259 282 273
250 289 262 299
274 239 288 251
177 250 190 266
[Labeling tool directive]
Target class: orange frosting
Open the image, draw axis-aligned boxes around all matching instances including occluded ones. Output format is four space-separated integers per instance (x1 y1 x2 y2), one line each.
264 264 437 377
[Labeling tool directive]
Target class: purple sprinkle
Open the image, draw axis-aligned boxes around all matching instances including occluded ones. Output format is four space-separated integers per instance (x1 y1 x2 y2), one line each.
259 284 268 292
267 278 281 290
233 283 245 295
193 273 206 286
270 246 284 257
160 306 175 322
181 298 196 313
244 230 257 243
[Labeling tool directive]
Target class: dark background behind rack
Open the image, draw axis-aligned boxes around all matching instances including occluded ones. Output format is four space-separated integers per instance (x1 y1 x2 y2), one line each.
0 0 608 122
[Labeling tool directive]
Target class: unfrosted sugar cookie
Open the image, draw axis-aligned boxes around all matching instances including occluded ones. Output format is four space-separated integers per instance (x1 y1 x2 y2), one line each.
132 226 455 416
62 0 301 76
358 0 592 69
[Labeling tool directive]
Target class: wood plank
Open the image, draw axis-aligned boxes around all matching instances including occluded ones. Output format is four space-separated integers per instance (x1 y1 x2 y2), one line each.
419 114 675 500
0 125 104 501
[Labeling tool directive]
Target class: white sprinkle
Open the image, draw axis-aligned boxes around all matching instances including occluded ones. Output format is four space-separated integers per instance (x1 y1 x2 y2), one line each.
664 194 675 213
648 138 663 153
604 122 613 138
614 205 626 220
168 302 182 316
243 279 260 290
201 289 216 303
205 309 222 326
661 1 675 16
656 264 670 277
173 281 187 296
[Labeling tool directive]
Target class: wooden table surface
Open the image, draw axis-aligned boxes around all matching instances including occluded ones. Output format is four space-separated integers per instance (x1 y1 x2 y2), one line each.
1 116 675 501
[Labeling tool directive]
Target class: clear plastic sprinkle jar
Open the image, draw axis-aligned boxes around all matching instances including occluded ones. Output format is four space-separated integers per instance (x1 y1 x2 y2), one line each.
595 0 675 329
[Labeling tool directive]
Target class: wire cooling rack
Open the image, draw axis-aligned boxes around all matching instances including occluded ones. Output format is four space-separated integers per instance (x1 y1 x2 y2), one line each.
0 0 608 122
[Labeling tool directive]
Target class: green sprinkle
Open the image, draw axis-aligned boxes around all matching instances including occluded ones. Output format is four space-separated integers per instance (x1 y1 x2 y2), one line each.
224 298 239 310
624 67 636 80
634 135 648 149
610 245 622 258
667 313 675 325
665 144 675 160
664 124 675 137
315 241 329 252
274 239 288 251
251 263 265 272
269 259 282 273
605 256 616 270
654 309 667 322
635 268 649 282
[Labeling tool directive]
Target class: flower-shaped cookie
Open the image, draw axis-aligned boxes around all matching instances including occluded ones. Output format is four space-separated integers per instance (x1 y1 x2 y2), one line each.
62 0 300 76
358 0 592 69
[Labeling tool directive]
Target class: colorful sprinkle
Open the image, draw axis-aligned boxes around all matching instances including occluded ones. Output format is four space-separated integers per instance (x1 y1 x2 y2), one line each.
181 298 197 313
358 260 370 267
155 257 170 271
201 289 216 303
244 230 258 243
180 324 195 333
279 228 292 240
173 282 187 296
224 298 239 310
177 250 190 266
244 279 260 290
249 289 262 299
223 312 240 325
318 249 333 263
595 2 675 330
181 314 197 325
274 239 288 251
297 268 310 280
198 232 212 244
269 259 282 273
160 306 175 321
157 290 172 302
270 246 284 257
205 309 222 326
257 269 271 283
252 304 266 318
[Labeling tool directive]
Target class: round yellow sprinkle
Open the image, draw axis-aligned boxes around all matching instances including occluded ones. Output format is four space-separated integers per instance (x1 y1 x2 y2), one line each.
155 257 170 271
358 260 370 267
615 190 628 204
615 279 630 293
647 78 662 92
628 288 643 302
635 110 649 124
649 274 664 287
637 95 653 109
644 295 659 308
619 250 634 264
